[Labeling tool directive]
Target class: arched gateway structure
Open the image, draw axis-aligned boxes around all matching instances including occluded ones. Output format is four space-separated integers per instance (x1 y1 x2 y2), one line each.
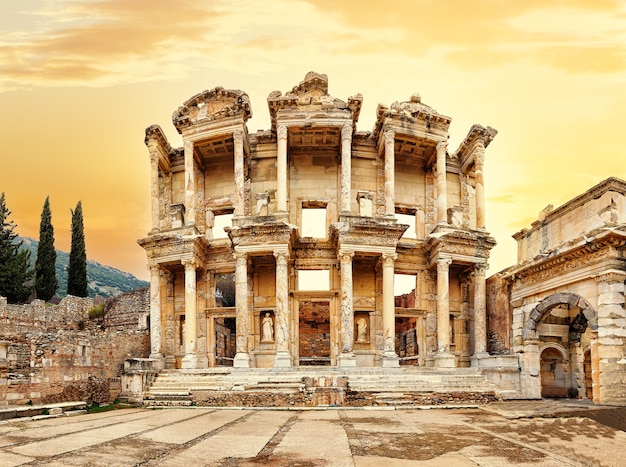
488 177 626 405
138 72 499 372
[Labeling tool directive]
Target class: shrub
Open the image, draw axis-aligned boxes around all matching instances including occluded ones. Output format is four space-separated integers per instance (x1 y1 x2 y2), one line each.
88 303 105 320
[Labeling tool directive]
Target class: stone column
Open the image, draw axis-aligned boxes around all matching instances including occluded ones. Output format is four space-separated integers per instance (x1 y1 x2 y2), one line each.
149 155 160 232
148 265 163 366
340 124 353 214
183 139 196 226
277 125 288 213
233 129 245 217
382 252 399 367
338 250 357 367
274 250 291 367
435 257 455 367
471 263 489 365
436 141 448 225
384 130 395 218
474 140 486 229
181 260 198 368
233 252 251 367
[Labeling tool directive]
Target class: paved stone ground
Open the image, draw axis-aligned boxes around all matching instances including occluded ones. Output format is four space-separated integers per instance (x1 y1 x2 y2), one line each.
0 401 625 466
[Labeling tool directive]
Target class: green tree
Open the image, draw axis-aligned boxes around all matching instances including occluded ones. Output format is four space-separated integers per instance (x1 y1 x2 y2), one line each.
0 193 33 303
35 196 58 301
67 201 87 297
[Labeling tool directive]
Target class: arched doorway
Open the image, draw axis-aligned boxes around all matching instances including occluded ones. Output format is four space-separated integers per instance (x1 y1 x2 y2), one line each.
540 346 568 397
523 293 598 400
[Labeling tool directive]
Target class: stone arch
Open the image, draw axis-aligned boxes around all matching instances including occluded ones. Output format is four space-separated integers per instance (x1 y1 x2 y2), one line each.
522 292 597 341
539 342 568 362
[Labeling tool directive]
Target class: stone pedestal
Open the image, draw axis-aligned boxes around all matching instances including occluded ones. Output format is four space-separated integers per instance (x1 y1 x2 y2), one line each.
338 352 358 367
274 351 292 368
382 352 400 367
433 352 456 368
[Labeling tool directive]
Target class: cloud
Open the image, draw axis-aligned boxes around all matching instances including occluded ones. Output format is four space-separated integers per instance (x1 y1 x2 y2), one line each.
305 0 626 73
0 0 223 89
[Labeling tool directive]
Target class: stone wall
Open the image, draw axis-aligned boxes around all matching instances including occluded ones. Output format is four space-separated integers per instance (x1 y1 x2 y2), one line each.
0 291 150 406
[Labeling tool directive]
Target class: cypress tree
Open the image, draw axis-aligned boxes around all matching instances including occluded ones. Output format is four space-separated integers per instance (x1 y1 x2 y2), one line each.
0 193 33 303
35 196 58 301
67 201 87 297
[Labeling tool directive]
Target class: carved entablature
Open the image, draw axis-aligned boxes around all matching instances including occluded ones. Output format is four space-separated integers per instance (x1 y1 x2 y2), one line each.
267 72 362 133
138 232 210 266
426 229 496 265
507 235 624 288
372 94 451 141
293 241 337 261
172 87 252 133
457 124 497 173
331 218 407 249
227 222 296 250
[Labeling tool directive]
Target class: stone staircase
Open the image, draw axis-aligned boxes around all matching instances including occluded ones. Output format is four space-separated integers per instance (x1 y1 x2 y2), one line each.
143 366 498 407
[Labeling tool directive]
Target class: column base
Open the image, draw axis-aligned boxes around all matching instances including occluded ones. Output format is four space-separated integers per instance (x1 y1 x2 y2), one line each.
181 353 200 369
470 352 491 368
433 352 456 368
148 354 164 370
382 351 400 368
233 352 251 368
164 356 176 369
338 352 358 367
273 351 292 368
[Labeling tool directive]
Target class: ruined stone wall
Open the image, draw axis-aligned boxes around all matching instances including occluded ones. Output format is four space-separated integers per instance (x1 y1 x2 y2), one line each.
0 291 150 406
486 273 511 354
104 287 149 329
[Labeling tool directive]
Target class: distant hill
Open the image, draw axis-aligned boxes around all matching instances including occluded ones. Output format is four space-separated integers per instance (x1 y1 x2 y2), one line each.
19 237 148 299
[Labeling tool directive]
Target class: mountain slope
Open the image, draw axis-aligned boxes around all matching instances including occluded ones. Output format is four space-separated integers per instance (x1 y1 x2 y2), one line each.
19 237 148 299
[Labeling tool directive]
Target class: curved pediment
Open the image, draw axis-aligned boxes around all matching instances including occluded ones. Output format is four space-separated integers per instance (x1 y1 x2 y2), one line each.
268 71 362 132
173 87 252 133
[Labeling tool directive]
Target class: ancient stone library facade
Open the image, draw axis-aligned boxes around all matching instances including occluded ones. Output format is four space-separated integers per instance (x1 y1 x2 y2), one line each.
135 72 626 405
139 71 497 373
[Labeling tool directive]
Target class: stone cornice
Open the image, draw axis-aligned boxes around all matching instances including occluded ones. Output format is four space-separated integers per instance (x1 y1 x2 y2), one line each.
426 228 496 265
372 94 451 142
172 87 252 133
456 125 497 173
267 72 362 134
503 229 626 283
513 177 626 241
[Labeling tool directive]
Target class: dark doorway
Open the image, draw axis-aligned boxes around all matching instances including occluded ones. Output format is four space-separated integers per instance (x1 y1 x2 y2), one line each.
298 301 331 365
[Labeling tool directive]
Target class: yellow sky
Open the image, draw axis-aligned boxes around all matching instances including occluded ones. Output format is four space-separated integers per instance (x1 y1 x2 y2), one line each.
1 0 625 281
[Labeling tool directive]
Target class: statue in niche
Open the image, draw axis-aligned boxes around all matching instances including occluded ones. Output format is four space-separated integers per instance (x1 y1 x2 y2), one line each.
261 312 274 342
356 317 368 343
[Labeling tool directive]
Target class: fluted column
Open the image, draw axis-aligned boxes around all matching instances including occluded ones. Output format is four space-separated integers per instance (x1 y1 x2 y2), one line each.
384 130 395 218
277 125 288 213
181 260 198 368
339 250 357 366
183 139 196 226
233 129 245 217
435 257 455 367
149 265 163 364
340 124 353 214
474 141 486 229
436 141 448 225
382 252 399 366
233 252 251 367
149 155 160 232
472 263 488 356
274 250 291 367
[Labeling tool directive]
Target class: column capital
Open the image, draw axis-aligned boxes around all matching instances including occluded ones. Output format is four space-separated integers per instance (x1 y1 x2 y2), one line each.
273 249 289 263
436 257 452 271
149 264 161 274
474 146 485 167
381 252 397 267
384 129 395 146
233 251 248 262
277 125 288 140
233 128 244 145
341 123 353 142
182 259 197 271
472 263 488 275
436 140 448 155
338 249 355 263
